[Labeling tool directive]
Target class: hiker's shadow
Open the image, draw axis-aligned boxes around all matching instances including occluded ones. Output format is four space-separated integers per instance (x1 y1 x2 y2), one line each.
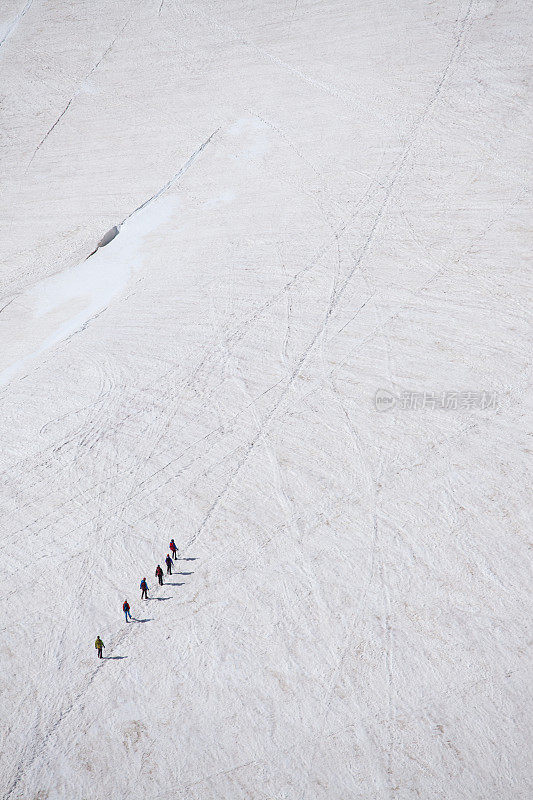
178 571 193 576
132 618 152 623
181 557 197 561
106 656 128 660
166 582 184 586
151 597 171 601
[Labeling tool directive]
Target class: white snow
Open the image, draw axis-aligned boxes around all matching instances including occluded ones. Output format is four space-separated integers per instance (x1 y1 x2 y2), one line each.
0 1 531 799
0 198 177 387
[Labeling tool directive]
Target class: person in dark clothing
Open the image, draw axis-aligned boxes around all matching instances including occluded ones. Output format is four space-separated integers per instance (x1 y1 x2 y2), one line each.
155 565 164 586
123 600 131 622
165 554 173 575
169 539 178 560
140 578 148 599
95 636 105 658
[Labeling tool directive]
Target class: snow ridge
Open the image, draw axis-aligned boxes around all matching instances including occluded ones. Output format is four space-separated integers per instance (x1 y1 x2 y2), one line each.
120 127 221 227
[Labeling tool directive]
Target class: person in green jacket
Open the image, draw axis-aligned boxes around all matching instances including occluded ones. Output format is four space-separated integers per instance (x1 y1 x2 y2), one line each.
95 636 105 658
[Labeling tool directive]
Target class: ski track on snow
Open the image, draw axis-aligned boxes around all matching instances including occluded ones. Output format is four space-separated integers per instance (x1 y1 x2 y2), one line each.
1 0 530 796
0 0 34 52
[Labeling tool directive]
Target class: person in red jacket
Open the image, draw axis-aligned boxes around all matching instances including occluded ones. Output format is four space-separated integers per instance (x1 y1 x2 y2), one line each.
140 578 148 600
169 539 178 560
123 599 131 622
165 554 173 575
155 564 164 586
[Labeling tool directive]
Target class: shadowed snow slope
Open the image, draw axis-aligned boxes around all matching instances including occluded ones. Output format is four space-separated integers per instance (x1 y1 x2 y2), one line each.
0 2 531 800
0 198 177 386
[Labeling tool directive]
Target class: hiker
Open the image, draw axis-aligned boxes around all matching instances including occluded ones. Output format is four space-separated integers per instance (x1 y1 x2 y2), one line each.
165 553 173 574
123 600 131 622
155 564 164 586
140 578 148 600
95 636 105 658
169 539 178 560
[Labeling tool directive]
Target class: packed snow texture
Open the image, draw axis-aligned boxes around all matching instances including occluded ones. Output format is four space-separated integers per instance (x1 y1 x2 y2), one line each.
0 1 531 799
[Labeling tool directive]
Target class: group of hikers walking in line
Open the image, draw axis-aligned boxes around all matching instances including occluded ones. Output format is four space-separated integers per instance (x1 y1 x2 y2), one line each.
94 539 179 658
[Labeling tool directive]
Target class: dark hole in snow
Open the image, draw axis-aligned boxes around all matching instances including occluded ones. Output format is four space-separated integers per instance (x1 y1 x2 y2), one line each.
97 226 119 248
